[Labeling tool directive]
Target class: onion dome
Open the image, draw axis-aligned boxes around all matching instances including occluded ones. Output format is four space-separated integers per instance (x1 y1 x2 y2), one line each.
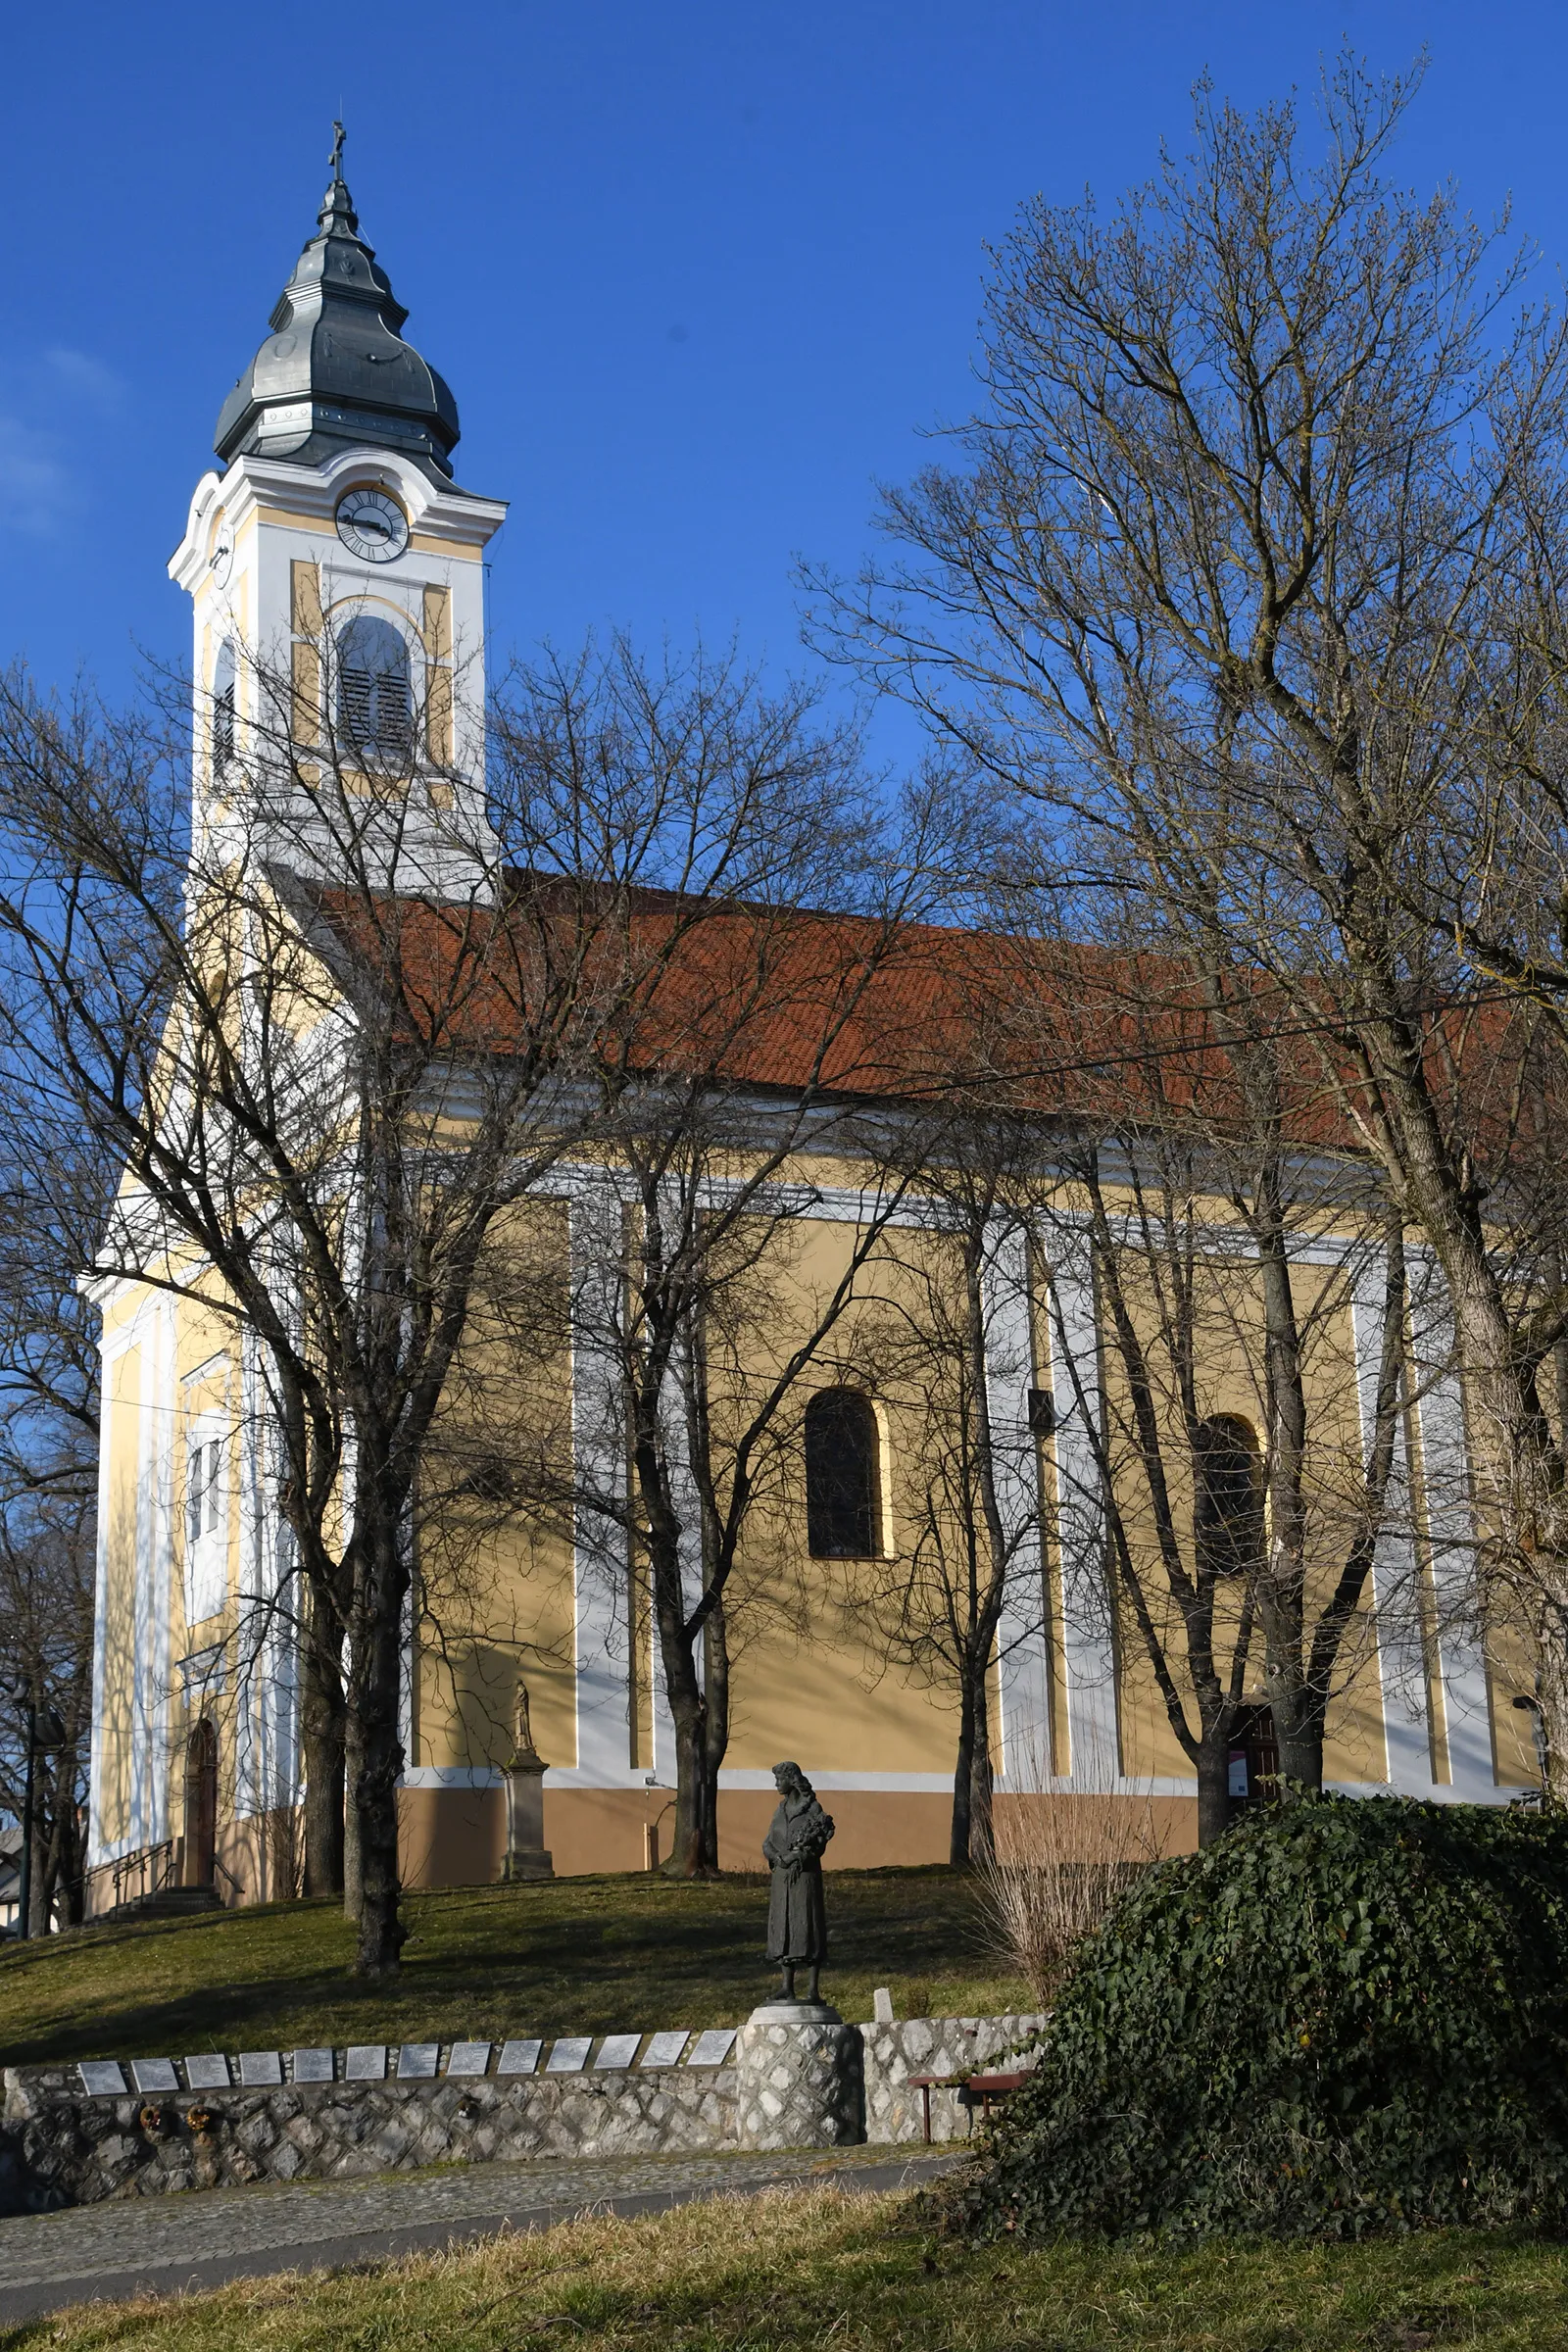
214 124 460 481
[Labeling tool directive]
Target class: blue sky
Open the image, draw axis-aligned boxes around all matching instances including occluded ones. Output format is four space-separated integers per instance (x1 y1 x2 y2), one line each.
1 1 1562 770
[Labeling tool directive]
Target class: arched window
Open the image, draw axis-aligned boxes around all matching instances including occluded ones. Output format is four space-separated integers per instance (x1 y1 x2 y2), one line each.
806 1388 880 1558
336 615 412 762
212 641 235 775
1194 1414 1263 1578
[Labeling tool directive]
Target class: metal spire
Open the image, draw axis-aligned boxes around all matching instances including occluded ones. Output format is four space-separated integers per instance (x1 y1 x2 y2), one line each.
212 134 460 481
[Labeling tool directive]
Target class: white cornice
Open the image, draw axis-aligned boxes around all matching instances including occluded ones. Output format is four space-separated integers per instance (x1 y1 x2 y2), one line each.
170 447 508 591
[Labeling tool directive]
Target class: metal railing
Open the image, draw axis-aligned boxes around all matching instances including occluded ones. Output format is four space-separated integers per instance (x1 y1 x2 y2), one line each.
107 1838 175 1911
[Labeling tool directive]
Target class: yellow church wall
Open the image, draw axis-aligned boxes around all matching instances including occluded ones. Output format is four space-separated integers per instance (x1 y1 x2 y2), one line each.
392 1182 1493 1833
1484 1624 1538 1784
702 1211 997 1782
88 1130 1541 1901
412 1510 579 1778
1046 1236 1406 1788
411 1195 581 1776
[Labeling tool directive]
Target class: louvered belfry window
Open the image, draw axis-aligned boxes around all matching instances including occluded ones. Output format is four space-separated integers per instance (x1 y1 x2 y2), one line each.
336 615 412 763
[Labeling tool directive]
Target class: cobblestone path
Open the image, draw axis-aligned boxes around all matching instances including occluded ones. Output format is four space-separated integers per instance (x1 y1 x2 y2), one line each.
0 2141 963 2325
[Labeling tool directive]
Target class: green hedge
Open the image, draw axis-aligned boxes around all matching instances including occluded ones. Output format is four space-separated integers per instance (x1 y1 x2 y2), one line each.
961 1795 1568 2240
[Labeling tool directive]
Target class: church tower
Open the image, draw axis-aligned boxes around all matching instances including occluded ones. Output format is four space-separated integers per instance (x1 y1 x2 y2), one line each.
167 130 507 896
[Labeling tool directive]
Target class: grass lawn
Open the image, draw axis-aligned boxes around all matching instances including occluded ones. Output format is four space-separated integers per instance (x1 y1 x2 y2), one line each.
0 1869 1028 2067
16 2186 1568 2350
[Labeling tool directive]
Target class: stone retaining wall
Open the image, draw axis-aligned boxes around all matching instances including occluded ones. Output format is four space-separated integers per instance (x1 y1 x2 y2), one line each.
862 2014 1048 2143
0 2014 1047 2211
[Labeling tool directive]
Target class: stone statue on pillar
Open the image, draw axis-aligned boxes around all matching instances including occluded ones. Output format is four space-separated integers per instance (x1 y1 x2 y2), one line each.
502 1681 554 1883
737 1759 856 2146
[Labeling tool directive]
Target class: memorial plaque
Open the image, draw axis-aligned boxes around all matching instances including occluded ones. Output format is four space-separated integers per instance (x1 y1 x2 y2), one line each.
447 2040 491 2077
641 2031 691 2068
345 2045 387 2081
78 2061 126 2097
239 2050 283 2086
129 2058 179 2093
687 2028 737 2066
292 2048 334 2083
397 2042 440 2080
183 2054 231 2090
497 2037 542 2076
545 2035 592 2073
594 2033 641 2070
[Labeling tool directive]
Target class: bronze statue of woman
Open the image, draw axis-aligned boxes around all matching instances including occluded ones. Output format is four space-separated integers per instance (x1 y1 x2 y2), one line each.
762 1761 835 2002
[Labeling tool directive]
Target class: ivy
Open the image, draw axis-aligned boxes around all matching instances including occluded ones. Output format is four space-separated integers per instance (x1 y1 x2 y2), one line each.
959 1795 1568 2242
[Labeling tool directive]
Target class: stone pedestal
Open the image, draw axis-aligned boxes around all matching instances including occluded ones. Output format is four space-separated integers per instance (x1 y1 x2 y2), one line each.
736 2003 862 2148
501 1682 555 1883
502 1752 553 1882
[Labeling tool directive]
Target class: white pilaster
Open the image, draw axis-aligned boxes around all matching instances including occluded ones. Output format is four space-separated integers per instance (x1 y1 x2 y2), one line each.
568 1180 631 1780
1351 1253 1436 1792
650 1301 699 1787
128 1297 176 1849
1406 1265 1504 1798
1041 1226 1121 1782
980 1214 1054 1787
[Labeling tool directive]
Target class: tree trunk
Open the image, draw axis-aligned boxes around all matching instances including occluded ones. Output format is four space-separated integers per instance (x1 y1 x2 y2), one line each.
342 1714 364 1920
27 1807 49 1936
1255 1174 1316 1791
1195 1738 1233 1846
951 1681 977 1866
699 1591 728 1872
951 1669 996 1865
639 1394 716 1879
301 1601 346 1898
351 1518 409 1977
667 1702 710 1879
1361 1014 1568 1769
36 1756 74 1935
1271 1695 1323 1794
57 1784 85 1926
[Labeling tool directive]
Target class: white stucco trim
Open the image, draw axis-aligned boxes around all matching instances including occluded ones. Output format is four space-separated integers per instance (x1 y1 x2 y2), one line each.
1040 1224 1121 1782
569 1179 632 1780
980 1213 1054 1786
1352 1253 1436 1793
1407 1284 1498 1800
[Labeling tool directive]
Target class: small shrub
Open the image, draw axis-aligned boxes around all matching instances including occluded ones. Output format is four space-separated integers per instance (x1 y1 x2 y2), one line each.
959 1794 1568 2241
978 1770 1164 2002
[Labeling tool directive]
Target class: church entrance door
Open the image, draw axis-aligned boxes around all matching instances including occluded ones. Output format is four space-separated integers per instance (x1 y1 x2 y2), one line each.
1226 1706 1280 1807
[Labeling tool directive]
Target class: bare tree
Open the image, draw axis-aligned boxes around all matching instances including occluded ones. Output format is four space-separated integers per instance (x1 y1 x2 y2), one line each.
475 693 967 1876
0 630 905 1965
1038 1115 1407 1843
885 930 1419 1846
0 1111 110 1929
838 1116 1048 1866
808 56 1568 1782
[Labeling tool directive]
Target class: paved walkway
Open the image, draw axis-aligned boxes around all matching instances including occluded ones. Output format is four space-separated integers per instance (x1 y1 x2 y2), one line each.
0 2142 962 2326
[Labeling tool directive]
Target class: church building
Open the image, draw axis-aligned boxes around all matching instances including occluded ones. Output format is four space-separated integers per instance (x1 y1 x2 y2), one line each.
82 151 1540 1913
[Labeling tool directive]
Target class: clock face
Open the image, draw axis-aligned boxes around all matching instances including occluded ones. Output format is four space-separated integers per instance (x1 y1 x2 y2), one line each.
210 525 233 587
335 488 409 564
